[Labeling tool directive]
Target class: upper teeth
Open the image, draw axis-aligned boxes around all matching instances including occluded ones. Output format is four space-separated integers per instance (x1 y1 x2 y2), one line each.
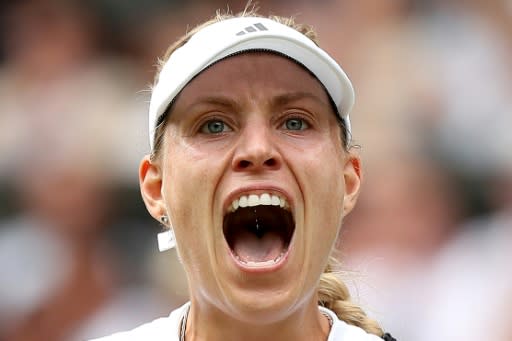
229 193 289 212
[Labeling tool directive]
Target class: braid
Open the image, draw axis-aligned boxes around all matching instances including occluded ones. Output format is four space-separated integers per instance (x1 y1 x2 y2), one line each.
318 257 384 337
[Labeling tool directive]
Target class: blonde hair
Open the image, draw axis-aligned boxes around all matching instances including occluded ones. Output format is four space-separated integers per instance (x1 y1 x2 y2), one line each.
319 257 383 335
150 8 384 337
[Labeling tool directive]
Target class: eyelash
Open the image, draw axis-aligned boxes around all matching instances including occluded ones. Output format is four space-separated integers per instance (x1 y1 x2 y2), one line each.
194 112 314 135
197 116 233 135
278 113 313 131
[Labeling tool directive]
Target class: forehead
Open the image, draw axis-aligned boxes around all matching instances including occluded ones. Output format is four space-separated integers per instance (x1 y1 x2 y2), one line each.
171 52 333 111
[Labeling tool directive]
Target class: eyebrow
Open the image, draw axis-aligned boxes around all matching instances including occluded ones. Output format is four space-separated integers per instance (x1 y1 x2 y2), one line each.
186 91 329 112
182 95 241 114
271 91 329 108
191 95 239 108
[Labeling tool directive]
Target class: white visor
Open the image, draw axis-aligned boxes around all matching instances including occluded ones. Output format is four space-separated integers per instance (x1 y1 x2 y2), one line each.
148 16 355 150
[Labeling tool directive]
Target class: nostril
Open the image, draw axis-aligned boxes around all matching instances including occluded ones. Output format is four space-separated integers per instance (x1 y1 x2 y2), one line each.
235 158 277 170
264 158 277 167
234 154 280 171
238 160 252 169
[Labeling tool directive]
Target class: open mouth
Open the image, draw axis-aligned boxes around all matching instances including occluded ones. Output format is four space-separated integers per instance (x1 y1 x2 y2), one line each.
223 193 294 268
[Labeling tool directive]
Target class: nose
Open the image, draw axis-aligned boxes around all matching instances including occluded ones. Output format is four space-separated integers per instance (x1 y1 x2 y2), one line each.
232 123 281 172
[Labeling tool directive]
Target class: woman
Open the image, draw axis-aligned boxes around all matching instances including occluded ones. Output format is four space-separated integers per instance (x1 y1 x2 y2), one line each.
93 10 395 341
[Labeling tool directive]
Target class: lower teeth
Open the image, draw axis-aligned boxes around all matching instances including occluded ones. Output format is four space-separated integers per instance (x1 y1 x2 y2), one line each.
235 251 285 266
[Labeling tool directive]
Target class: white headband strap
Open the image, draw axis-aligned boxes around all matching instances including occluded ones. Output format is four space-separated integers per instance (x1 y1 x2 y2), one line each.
148 16 355 150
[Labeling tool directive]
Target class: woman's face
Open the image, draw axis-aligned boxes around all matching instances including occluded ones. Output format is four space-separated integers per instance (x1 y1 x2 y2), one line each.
140 52 361 323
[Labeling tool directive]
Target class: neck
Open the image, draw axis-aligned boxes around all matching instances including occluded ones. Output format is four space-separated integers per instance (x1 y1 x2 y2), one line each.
184 298 331 341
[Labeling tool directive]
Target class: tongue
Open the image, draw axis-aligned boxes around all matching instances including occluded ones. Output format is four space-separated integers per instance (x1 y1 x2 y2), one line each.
233 229 284 263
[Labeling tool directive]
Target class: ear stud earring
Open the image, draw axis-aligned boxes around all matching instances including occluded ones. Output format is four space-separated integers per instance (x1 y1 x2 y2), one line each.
160 215 169 225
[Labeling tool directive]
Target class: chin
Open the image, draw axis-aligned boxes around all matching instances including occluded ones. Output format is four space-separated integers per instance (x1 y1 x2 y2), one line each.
213 254 319 325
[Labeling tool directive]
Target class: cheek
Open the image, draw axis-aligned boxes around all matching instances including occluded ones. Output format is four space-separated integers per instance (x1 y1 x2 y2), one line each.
161 139 229 248
163 156 213 227
163 134 223 204
161 153 216 279
298 141 346 248
302 142 345 210
296 145 345 286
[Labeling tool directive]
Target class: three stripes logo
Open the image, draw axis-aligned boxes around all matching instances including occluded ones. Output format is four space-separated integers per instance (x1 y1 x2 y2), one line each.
236 23 268 36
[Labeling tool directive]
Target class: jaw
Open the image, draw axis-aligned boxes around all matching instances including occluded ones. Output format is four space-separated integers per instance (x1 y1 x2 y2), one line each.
212 200 318 325
186 192 337 328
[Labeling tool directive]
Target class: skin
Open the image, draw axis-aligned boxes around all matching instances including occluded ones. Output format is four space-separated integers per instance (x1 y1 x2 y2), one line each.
140 52 361 341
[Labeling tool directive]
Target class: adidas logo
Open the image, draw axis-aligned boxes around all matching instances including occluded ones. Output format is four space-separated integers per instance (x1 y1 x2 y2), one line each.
236 23 268 36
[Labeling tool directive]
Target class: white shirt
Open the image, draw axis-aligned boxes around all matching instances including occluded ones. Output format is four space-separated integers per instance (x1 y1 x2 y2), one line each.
90 302 383 341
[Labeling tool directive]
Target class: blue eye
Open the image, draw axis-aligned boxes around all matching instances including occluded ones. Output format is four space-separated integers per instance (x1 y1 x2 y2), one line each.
284 118 309 131
200 119 231 134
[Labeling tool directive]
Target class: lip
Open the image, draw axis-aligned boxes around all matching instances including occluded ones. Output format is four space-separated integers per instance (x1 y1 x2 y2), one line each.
223 185 294 215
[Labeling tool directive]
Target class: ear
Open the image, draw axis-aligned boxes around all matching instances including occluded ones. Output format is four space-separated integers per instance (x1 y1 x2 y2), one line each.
139 155 166 220
342 153 362 215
